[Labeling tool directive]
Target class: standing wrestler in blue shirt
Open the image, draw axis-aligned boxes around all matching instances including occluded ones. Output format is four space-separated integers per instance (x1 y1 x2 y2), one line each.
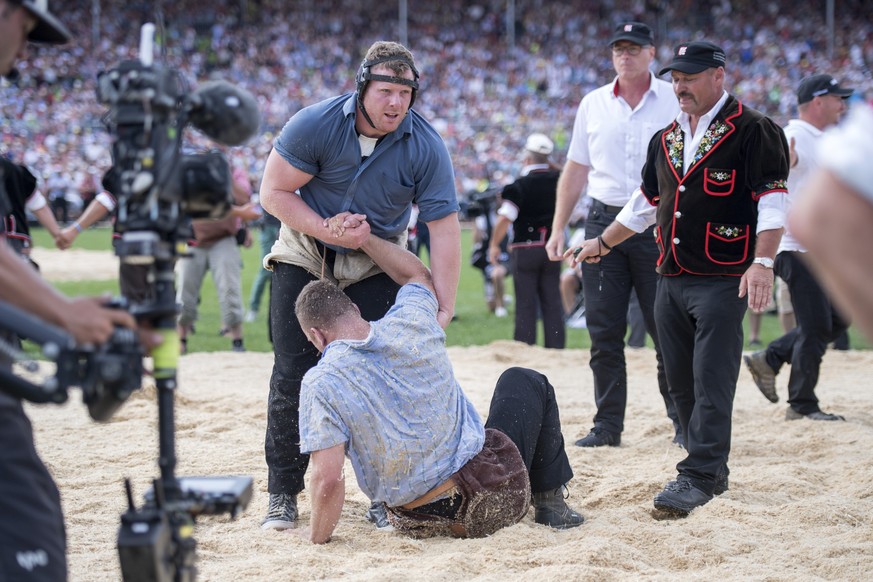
258 41 461 530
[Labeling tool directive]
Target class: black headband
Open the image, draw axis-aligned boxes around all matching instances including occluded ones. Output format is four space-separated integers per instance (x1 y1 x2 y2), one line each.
360 54 420 90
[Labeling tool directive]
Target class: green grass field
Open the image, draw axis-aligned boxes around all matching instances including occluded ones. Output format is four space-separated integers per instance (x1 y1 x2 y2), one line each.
29 225 870 353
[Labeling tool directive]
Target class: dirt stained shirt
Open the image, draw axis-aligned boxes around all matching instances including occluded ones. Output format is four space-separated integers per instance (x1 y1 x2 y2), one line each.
299 283 484 507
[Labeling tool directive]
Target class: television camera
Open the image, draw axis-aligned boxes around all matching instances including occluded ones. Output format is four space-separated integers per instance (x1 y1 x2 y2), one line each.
96 23 260 581
0 298 143 423
0 22 260 582
462 187 501 220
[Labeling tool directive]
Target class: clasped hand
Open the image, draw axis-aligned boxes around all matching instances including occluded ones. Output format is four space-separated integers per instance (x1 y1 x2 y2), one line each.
323 211 370 248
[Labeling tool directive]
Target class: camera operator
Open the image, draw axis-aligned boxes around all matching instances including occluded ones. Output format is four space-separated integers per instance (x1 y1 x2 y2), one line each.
0 2 140 579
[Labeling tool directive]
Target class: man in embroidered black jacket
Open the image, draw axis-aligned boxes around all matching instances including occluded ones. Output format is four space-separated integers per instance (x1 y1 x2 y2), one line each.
567 41 789 516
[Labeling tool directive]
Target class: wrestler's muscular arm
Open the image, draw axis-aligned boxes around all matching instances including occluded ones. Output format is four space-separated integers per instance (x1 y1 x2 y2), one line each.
260 149 370 249
359 232 435 294
302 444 346 544
341 211 454 326
424 213 460 328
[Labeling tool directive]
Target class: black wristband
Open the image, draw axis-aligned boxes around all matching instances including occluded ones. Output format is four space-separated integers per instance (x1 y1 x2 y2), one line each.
598 235 612 251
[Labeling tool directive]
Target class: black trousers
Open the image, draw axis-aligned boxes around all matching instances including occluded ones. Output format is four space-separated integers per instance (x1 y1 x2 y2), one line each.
0 392 67 581
265 260 399 494
765 251 849 414
581 200 678 435
510 245 565 349
655 275 746 494
484 367 573 492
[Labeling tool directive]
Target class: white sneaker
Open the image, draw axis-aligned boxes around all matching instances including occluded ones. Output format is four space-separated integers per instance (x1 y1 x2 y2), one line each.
244 310 257 323
495 306 508 317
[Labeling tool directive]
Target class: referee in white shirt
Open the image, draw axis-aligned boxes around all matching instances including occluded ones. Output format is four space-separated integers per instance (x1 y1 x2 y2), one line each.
546 21 681 448
743 74 852 421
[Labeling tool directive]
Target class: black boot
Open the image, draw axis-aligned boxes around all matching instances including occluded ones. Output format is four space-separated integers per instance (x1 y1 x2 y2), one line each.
531 485 585 530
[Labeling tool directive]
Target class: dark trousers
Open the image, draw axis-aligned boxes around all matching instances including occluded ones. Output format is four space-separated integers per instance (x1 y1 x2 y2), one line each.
51 197 68 224
266 260 399 494
765 251 849 415
0 392 67 581
626 289 647 348
510 245 565 349
484 367 573 492
581 200 678 434
655 275 746 494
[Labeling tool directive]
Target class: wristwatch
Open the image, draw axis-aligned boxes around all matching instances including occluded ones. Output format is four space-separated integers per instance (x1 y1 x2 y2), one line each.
752 257 774 269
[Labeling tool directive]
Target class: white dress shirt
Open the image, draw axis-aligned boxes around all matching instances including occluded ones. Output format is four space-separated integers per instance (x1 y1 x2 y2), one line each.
567 73 679 207
780 119 822 253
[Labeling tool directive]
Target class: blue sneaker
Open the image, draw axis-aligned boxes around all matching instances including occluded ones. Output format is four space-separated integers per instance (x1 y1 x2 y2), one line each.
365 501 393 531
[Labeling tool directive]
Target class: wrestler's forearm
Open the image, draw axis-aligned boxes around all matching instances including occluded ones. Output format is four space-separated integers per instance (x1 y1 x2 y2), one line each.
259 149 328 239
262 188 329 238
426 214 461 327
361 233 433 290
307 447 346 544
308 480 344 544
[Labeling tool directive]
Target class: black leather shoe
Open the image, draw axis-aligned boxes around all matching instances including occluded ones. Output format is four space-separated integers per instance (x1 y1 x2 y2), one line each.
672 431 685 449
713 472 729 496
785 408 845 421
574 427 620 447
654 478 713 516
667 472 729 496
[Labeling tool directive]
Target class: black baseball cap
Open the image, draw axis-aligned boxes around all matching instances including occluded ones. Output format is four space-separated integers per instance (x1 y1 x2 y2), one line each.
17 0 71 44
796 74 854 105
658 41 726 76
609 22 654 47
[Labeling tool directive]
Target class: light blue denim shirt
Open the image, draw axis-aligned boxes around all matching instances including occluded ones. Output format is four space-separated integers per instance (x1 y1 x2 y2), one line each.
299 283 485 506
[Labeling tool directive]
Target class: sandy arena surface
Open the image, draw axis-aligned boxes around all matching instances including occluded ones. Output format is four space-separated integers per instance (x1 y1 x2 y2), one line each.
20 249 873 581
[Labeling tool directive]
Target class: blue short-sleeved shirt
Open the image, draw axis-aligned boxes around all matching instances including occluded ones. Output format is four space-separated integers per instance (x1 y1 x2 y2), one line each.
274 94 458 245
299 283 485 507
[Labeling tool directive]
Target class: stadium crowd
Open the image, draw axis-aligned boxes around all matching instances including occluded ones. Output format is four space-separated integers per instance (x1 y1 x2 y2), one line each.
1 0 872 208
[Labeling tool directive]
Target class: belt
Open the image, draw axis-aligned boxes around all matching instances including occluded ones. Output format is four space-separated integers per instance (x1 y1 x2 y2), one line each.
400 476 459 510
591 199 625 214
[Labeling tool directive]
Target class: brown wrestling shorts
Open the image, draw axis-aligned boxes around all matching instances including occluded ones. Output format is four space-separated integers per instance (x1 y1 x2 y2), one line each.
386 428 531 538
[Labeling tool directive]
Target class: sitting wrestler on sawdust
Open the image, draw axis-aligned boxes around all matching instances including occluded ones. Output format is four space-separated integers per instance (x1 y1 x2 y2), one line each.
291 212 584 543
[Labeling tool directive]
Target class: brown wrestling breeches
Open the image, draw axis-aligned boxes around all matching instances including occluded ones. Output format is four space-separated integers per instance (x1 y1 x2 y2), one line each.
386 428 531 538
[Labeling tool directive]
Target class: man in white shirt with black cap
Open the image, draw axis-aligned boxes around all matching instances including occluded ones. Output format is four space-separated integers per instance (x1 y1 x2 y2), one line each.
546 21 681 448
744 73 853 421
